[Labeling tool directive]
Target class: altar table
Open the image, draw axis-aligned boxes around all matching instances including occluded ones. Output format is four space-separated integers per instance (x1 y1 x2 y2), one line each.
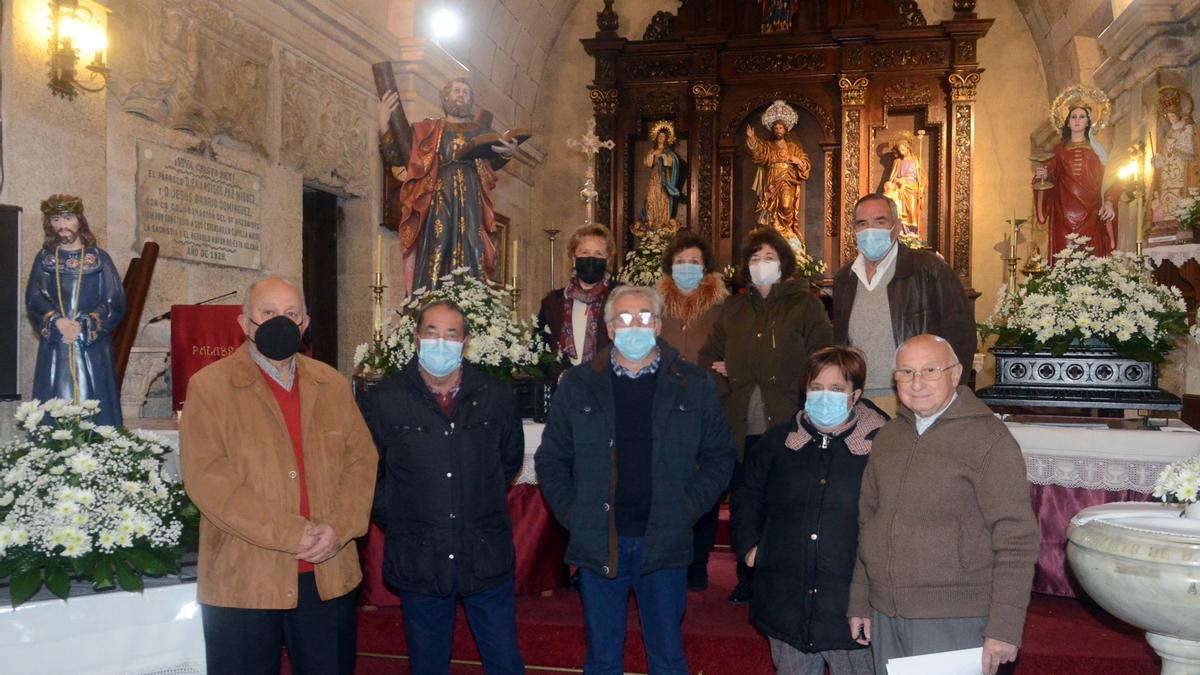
1007 419 1200 597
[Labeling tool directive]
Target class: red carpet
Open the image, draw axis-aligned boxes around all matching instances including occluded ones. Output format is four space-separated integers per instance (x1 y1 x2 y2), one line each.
340 550 1160 674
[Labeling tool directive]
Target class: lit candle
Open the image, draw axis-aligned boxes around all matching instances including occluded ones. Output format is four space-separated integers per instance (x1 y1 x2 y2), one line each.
511 239 519 286
375 233 383 279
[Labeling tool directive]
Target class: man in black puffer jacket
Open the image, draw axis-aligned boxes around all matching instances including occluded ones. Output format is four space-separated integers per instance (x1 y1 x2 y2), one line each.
362 300 525 675
536 286 735 675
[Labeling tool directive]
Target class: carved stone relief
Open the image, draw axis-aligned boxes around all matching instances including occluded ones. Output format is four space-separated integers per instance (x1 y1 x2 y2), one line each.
109 0 269 153
280 50 373 197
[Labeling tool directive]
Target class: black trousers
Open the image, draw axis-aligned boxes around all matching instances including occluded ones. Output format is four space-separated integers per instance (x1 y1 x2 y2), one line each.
733 436 762 586
201 573 358 675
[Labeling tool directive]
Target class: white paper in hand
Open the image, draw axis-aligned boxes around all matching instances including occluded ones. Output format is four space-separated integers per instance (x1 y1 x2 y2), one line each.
886 647 983 675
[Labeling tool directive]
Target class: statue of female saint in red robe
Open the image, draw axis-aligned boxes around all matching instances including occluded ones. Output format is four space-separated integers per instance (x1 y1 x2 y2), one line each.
1034 103 1121 261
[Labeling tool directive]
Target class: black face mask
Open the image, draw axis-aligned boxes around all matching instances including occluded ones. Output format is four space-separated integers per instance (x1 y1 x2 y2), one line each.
250 316 302 361
575 256 608 284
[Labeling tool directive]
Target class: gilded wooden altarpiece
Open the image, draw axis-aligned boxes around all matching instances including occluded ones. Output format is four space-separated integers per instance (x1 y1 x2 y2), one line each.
583 0 991 289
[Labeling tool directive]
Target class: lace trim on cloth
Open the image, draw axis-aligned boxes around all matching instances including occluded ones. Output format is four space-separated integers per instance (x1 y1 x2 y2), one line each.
1146 243 1200 269
1023 455 1168 493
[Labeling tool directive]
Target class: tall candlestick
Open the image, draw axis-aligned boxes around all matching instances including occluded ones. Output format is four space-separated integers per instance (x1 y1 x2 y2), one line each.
372 232 385 341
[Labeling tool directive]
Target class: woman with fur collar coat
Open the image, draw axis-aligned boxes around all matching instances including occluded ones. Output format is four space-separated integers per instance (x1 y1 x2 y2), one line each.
656 231 729 591
656 232 729 366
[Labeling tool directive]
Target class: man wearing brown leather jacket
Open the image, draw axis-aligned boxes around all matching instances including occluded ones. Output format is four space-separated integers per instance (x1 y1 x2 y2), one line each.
832 194 976 415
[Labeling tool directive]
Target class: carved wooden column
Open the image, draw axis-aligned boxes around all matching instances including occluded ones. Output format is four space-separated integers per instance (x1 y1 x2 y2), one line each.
837 76 869 269
692 83 720 241
947 71 980 281
589 87 619 229
820 141 838 272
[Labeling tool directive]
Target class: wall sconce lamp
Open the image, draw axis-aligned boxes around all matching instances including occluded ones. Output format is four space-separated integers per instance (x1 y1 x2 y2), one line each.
1117 142 1148 256
48 0 110 100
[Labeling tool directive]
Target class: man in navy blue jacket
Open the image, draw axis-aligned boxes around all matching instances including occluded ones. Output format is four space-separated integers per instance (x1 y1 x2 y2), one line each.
362 300 525 675
536 286 735 675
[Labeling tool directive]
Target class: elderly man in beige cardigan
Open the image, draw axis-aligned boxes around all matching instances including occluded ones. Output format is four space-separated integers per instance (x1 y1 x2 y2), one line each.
847 334 1038 675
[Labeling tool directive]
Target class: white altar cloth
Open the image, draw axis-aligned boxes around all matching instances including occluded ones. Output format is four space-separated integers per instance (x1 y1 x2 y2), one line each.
0 579 205 674
1007 419 1200 493
1146 242 1200 268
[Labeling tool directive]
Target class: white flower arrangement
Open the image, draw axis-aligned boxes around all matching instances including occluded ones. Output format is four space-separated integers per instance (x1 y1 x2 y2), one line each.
0 400 197 606
785 236 827 279
1171 193 1200 231
354 268 558 380
980 234 1195 363
617 229 671 287
1153 454 1200 504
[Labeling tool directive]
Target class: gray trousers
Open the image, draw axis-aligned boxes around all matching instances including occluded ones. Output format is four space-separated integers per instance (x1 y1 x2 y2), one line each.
768 637 875 675
869 610 986 675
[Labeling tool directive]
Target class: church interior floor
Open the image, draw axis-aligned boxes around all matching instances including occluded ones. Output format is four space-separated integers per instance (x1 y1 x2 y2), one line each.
282 549 1159 674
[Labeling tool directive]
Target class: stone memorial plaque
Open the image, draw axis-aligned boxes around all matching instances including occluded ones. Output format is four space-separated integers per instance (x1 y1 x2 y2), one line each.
136 141 263 269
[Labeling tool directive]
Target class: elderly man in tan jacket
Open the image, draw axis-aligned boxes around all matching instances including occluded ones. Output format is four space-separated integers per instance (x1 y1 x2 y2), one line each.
180 277 377 674
847 334 1038 675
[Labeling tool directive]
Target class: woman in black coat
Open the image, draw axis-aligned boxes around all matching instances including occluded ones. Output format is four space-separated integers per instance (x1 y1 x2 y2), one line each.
733 346 886 675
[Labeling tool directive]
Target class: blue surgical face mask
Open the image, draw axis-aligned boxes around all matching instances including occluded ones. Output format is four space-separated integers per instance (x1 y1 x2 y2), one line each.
418 338 464 377
671 263 704 291
805 390 852 428
613 327 657 361
855 227 895 261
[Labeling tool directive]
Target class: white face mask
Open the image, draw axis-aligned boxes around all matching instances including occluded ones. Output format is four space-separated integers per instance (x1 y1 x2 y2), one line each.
749 260 781 286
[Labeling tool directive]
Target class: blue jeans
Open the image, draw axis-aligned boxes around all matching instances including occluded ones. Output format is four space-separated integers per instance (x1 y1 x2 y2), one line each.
399 577 525 675
579 536 688 675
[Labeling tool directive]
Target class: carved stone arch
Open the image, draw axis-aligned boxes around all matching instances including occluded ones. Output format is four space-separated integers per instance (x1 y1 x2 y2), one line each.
720 91 836 142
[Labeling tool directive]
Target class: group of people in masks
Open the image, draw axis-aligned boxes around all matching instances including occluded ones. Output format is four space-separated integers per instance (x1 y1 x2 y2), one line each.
178 191 1022 675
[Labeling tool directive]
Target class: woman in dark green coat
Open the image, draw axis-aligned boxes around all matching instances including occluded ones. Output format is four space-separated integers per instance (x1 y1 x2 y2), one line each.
699 227 834 602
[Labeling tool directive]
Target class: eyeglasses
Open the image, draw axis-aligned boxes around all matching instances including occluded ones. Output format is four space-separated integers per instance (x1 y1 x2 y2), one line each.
893 363 959 383
611 311 657 327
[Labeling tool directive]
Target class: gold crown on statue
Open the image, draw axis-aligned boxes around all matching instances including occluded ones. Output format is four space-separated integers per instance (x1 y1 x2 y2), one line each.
761 100 799 132
40 194 84 216
1156 86 1194 117
648 119 677 145
1050 84 1112 130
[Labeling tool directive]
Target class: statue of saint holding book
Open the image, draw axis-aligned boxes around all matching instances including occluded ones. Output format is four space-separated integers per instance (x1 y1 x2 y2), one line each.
376 73 531 291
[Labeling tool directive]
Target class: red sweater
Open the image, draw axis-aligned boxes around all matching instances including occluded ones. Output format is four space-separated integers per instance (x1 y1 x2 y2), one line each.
259 368 313 574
